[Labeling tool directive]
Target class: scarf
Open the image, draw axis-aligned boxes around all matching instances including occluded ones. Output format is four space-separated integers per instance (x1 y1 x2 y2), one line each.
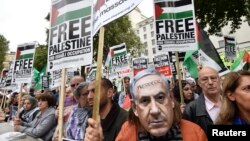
65 105 90 140
137 123 183 141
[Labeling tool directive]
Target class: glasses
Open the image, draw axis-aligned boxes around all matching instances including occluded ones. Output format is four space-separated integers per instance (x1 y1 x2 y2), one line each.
80 92 89 97
199 76 219 83
71 83 79 88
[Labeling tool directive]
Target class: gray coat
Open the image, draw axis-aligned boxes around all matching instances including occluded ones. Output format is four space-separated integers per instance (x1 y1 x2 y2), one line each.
20 107 56 141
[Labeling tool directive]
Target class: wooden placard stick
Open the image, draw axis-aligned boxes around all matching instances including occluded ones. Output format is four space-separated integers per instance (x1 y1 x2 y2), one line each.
175 52 184 105
58 68 66 141
92 27 105 122
17 83 23 116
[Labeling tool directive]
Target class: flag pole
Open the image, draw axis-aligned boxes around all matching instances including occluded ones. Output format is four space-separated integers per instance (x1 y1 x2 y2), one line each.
175 52 184 105
93 27 105 122
58 68 66 141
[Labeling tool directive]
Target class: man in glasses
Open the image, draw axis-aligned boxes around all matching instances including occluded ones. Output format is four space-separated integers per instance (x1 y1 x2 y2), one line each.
183 66 222 134
70 76 84 91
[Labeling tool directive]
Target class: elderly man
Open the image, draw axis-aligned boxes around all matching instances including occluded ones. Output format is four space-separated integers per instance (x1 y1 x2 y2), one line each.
84 68 207 141
183 66 222 134
70 75 84 91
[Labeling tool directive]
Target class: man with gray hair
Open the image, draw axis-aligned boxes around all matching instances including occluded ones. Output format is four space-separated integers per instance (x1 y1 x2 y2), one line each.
183 66 222 135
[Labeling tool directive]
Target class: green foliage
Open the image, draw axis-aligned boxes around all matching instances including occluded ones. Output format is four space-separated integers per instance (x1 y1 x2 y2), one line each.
0 34 9 71
93 16 142 61
195 0 250 35
33 44 48 71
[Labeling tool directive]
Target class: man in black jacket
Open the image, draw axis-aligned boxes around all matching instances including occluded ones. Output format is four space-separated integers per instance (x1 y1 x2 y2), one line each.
183 66 222 134
86 78 128 141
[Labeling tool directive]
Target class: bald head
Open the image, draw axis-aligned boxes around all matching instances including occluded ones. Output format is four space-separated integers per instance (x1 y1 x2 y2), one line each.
198 66 221 96
70 76 84 90
198 66 219 78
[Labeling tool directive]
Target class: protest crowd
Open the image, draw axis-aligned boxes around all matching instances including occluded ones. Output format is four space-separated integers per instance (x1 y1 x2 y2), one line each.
1 0 250 141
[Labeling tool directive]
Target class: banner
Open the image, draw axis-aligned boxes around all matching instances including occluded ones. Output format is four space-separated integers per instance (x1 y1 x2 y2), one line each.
154 0 197 52
13 42 36 84
0 69 8 88
105 43 130 79
153 53 172 76
93 0 144 35
49 0 93 71
224 36 236 61
5 61 15 88
133 57 148 76
183 23 229 78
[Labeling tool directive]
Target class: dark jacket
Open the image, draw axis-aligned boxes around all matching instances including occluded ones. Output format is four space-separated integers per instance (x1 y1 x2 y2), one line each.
101 103 128 141
182 94 213 134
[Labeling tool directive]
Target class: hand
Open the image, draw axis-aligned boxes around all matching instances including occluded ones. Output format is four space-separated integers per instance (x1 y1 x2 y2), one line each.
13 117 22 125
84 118 103 141
14 125 20 131
180 104 186 113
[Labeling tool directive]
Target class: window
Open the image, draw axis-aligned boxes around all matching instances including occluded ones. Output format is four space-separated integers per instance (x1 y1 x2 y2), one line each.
145 49 148 56
150 23 153 29
152 39 155 45
153 48 156 54
137 30 139 34
143 27 146 32
151 31 154 37
144 34 147 39
144 42 148 47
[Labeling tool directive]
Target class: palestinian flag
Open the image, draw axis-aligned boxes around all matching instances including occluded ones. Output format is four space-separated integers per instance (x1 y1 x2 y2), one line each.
51 0 92 26
230 51 246 71
15 44 35 60
183 22 229 78
224 36 236 60
155 0 193 20
105 43 127 67
94 0 106 11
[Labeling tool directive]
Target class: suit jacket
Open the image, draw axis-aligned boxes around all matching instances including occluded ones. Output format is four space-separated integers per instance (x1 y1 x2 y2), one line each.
182 94 213 134
20 107 56 141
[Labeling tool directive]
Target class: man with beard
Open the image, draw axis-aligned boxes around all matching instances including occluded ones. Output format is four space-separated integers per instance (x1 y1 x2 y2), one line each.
86 78 128 141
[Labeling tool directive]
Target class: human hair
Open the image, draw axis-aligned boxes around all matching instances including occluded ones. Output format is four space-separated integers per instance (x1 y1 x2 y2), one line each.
216 70 250 124
173 80 190 103
74 82 89 97
130 68 170 101
37 91 55 107
23 95 38 110
101 78 114 90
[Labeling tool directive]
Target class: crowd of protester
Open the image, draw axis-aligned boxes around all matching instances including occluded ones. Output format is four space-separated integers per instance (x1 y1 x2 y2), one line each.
0 66 249 141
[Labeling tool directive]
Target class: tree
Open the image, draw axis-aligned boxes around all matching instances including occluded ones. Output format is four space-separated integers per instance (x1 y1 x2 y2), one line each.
92 16 142 61
33 44 48 71
0 34 9 71
195 0 250 35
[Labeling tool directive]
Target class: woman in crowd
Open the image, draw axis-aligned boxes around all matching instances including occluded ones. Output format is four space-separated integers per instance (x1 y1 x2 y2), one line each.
173 80 198 105
14 92 56 141
63 82 91 140
216 70 250 125
15 95 40 126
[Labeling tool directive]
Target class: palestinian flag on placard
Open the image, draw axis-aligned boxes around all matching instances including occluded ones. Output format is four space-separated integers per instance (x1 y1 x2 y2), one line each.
183 22 229 78
230 50 246 71
224 36 236 60
15 44 35 60
155 0 193 20
105 43 127 67
51 0 92 26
